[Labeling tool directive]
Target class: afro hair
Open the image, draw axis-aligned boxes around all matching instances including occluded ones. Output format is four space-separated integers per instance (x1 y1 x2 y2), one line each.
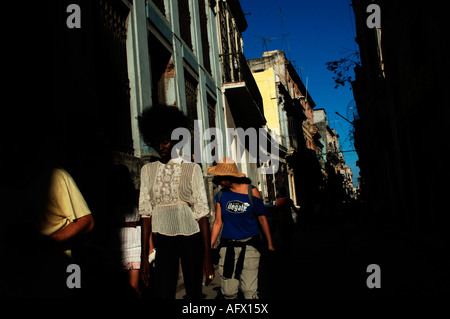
137 104 190 147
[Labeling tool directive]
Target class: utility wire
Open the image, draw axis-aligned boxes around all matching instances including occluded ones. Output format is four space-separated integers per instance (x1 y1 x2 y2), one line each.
316 150 357 156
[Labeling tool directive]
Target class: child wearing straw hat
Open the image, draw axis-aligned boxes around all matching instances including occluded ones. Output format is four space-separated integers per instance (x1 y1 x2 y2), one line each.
208 157 274 299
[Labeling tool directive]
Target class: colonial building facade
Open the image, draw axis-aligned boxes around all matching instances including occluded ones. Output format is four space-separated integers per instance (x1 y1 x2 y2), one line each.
49 0 281 219
248 50 323 208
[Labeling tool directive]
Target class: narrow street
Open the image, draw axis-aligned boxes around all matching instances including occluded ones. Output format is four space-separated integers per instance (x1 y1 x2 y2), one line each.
4 0 447 302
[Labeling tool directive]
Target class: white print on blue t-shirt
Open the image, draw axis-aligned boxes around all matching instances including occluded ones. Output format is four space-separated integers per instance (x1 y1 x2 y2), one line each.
225 200 250 213
214 190 264 239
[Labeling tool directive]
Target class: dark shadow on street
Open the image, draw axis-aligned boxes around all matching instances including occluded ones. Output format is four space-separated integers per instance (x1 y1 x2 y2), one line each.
257 202 449 299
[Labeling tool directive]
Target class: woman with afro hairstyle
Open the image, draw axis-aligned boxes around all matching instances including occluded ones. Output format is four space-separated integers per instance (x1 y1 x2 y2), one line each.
137 104 214 299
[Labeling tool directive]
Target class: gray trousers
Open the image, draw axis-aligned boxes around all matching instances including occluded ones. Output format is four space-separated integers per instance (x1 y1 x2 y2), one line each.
218 238 261 299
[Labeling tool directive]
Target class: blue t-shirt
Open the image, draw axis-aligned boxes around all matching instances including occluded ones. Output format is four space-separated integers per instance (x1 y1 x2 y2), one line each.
214 188 265 240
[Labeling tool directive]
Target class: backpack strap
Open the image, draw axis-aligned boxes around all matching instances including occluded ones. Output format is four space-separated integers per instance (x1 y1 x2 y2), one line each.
247 185 255 209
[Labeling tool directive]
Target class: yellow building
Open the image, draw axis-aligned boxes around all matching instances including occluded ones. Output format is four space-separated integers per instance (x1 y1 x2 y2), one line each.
252 68 282 142
248 50 322 207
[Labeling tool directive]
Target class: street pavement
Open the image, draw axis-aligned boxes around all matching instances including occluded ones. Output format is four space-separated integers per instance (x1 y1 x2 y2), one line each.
175 264 222 299
175 211 449 299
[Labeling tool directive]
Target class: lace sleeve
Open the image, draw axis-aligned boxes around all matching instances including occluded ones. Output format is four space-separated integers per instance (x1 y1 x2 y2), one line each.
138 164 153 218
190 164 210 220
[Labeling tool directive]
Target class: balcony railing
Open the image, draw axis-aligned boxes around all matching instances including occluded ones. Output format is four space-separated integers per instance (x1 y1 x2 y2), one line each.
219 52 263 115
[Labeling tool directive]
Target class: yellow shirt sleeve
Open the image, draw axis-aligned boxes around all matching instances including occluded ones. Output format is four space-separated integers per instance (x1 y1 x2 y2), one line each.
40 168 92 236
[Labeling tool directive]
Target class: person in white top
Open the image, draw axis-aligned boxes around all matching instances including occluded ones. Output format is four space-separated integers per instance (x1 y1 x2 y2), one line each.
138 104 214 299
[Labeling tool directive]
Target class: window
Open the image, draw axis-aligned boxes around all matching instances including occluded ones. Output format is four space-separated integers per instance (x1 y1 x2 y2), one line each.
151 0 165 16
184 70 198 124
94 0 133 154
178 0 192 49
184 70 198 162
199 0 211 74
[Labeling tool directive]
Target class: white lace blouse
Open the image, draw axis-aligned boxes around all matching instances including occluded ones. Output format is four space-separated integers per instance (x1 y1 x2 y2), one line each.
138 158 210 236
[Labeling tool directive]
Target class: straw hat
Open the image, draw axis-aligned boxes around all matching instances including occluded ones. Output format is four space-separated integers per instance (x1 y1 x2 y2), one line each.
206 157 246 178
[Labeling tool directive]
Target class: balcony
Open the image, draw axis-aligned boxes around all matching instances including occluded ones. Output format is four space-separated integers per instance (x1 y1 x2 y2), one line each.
220 52 265 129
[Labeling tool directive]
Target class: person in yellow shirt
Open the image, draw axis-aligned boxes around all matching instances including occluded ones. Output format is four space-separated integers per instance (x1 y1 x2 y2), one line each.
38 168 94 251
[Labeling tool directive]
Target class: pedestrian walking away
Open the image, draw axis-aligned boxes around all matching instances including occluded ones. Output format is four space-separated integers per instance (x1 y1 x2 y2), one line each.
208 157 275 299
274 187 299 251
106 164 142 297
137 104 214 299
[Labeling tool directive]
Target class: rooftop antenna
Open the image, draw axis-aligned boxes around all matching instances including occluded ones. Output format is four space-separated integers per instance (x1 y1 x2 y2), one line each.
279 7 291 60
291 60 304 80
254 35 277 54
